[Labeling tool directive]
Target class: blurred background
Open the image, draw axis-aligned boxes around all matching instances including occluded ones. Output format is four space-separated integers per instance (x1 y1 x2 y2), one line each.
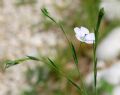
0 0 120 95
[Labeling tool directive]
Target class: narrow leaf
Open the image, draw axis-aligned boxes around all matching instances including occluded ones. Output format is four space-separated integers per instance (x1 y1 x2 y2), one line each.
70 42 78 65
27 56 40 61
5 57 30 68
67 78 81 91
95 8 104 44
41 8 49 15
47 58 57 69
5 60 19 68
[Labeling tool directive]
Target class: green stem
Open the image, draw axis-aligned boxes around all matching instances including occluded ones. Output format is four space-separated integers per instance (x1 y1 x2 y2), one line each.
94 8 104 95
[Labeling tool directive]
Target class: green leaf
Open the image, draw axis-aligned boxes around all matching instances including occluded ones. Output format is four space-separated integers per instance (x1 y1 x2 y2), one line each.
27 56 40 61
44 57 83 94
95 8 104 45
47 58 58 69
98 8 104 19
41 8 49 16
5 57 30 68
5 60 20 68
47 58 82 93
67 78 81 91
70 42 78 65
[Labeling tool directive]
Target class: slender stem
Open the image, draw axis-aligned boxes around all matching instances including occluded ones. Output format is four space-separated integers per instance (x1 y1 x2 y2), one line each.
93 8 104 95
93 43 97 95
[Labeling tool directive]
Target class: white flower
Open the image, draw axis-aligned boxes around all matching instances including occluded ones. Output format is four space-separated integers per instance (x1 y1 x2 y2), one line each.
74 26 95 44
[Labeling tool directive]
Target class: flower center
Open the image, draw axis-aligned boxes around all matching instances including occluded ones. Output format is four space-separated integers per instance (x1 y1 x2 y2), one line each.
80 34 87 41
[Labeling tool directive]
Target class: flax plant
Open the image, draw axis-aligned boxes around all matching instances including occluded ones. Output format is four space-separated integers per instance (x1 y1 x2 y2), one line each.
4 8 104 95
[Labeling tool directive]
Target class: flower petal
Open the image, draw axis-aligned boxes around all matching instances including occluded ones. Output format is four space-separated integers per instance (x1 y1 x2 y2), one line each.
85 33 95 41
85 40 94 44
84 33 95 44
74 27 81 34
80 26 89 35
75 34 84 42
74 26 89 37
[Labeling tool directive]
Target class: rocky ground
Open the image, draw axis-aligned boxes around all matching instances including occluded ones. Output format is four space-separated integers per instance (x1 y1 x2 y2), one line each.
0 0 66 95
